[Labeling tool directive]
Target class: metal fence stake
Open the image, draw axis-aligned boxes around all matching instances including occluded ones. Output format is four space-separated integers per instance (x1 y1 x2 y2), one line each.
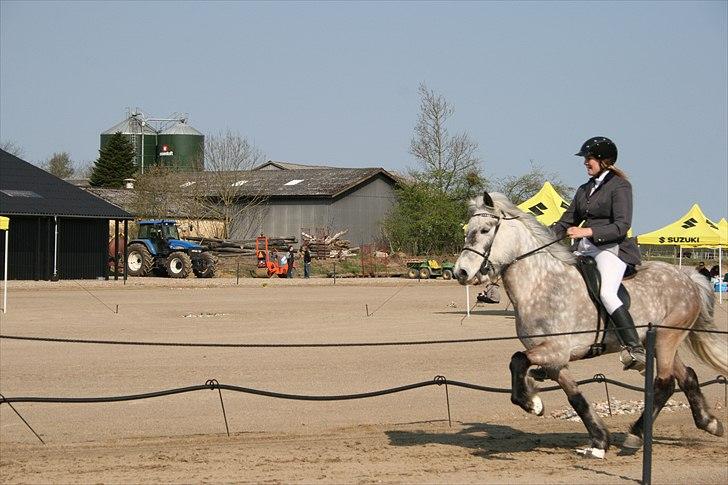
0 394 45 444
434 376 452 427
594 374 612 416
206 379 230 437
717 375 727 412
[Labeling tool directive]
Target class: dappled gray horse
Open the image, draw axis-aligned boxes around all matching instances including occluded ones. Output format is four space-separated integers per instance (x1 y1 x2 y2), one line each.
454 192 726 459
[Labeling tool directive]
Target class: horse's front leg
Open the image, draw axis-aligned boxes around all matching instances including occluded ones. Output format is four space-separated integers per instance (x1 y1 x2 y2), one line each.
509 342 569 416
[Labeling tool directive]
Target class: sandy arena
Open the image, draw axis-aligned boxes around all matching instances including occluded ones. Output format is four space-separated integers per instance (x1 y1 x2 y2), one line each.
1 277 726 483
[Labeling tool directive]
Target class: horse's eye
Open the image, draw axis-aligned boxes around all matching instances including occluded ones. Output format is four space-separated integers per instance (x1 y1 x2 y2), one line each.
480 228 488 234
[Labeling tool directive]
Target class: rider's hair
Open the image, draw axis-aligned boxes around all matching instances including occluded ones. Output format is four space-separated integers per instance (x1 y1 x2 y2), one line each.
599 158 627 179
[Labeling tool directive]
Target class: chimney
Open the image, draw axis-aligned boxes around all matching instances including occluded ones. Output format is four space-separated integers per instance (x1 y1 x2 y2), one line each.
123 178 135 189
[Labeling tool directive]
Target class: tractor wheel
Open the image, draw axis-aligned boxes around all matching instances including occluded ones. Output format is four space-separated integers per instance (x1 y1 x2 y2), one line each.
193 252 217 278
127 243 153 277
419 267 431 279
407 268 419 279
166 251 192 278
442 269 453 280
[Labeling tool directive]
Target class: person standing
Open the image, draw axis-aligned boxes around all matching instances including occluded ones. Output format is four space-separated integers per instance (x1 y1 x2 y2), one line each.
286 245 295 278
552 136 645 371
303 246 312 278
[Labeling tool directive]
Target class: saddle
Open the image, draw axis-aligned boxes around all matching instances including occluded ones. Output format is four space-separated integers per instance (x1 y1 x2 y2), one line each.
575 256 637 359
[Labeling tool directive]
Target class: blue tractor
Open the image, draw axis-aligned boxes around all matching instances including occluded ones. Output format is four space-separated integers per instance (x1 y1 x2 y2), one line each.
126 220 217 278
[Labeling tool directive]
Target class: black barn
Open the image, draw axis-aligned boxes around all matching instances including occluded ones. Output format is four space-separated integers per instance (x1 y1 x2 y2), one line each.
0 149 132 280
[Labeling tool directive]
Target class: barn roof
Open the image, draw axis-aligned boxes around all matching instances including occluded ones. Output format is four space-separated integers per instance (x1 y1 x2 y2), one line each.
0 149 133 219
176 167 398 198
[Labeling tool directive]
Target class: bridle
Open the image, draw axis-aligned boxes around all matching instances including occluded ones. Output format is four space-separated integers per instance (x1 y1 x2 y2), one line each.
461 210 567 278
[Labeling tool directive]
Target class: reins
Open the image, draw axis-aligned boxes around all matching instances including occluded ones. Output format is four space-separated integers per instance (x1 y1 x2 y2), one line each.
462 210 568 277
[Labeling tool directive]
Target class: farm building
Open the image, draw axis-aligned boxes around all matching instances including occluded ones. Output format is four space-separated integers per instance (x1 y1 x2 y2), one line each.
82 162 400 246
0 149 133 280
183 164 399 245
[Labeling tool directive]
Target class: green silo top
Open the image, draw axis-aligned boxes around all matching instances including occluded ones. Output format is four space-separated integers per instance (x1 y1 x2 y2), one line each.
159 121 203 136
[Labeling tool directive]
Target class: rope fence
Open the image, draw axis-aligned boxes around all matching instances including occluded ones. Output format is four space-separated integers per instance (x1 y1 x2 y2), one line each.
1 324 726 485
1 323 724 349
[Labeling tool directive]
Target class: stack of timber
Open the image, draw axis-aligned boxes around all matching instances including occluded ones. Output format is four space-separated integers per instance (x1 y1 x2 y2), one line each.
187 236 297 257
300 229 357 258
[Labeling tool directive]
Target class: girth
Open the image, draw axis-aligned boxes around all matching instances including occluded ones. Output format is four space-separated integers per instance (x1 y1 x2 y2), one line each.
575 256 636 359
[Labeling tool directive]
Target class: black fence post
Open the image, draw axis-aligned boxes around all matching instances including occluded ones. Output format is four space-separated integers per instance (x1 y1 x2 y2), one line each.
642 323 657 485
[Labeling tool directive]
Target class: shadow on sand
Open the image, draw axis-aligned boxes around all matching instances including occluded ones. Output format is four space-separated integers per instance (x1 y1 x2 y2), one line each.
385 422 641 482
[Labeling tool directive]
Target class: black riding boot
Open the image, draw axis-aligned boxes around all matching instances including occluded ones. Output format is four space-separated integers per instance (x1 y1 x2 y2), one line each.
610 306 646 372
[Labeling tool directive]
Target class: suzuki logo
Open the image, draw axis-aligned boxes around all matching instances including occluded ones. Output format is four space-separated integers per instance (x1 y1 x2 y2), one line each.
528 202 548 216
681 218 697 229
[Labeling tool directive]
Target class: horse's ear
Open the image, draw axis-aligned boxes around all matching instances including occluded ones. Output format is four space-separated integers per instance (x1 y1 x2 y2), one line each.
483 191 494 208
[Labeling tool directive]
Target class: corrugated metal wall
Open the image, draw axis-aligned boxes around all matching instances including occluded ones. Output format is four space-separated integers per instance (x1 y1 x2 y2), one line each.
0 216 109 280
232 175 396 245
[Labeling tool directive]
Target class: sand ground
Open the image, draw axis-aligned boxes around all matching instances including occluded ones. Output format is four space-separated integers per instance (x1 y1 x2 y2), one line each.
0 277 726 483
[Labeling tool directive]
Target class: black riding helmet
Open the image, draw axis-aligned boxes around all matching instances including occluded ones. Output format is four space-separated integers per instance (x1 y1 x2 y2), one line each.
575 136 618 163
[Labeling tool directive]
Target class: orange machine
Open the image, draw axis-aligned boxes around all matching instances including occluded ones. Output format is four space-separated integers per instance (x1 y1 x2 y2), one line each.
254 236 289 278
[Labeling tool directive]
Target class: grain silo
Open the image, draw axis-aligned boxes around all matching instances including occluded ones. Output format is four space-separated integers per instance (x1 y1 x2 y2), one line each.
157 120 205 171
100 113 158 172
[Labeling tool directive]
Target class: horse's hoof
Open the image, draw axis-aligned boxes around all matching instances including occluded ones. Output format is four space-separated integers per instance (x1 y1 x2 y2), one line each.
622 433 643 449
530 396 544 416
575 447 606 459
706 418 724 437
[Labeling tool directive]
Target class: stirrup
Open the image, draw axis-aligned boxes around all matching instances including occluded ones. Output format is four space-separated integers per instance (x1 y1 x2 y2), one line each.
620 347 646 372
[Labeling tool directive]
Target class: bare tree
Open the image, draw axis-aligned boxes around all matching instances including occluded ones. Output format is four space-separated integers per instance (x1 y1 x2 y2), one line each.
492 161 574 205
131 165 192 219
75 160 96 179
409 83 482 194
43 152 75 179
1 140 25 158
191 131 268 238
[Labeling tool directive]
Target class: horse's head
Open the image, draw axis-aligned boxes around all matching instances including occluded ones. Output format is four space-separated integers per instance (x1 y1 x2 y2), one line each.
454 191 512 285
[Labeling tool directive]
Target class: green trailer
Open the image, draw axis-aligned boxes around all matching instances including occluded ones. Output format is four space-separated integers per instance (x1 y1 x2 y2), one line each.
405 259 455 280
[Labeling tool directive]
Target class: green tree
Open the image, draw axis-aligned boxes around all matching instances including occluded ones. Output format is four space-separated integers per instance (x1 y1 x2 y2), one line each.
90 132 136 188
44 151 75 179
382 183 467 255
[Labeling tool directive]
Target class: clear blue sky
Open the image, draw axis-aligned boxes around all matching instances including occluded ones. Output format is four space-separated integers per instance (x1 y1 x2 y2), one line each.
1 1 726 233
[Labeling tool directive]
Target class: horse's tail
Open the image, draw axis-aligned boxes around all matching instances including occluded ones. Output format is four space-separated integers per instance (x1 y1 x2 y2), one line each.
682 272 727 375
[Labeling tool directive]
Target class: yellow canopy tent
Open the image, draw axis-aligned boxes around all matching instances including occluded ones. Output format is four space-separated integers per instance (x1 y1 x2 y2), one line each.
637 204 721 247
517 181 570 226
637 204 725 299
718 218 728 247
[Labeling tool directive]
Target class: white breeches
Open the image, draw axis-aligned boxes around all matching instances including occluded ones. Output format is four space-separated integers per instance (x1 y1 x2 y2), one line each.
593 250 627 314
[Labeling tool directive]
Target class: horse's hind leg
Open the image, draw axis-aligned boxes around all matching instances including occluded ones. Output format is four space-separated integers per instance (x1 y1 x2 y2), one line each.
553 366 610 458
674 354 724 437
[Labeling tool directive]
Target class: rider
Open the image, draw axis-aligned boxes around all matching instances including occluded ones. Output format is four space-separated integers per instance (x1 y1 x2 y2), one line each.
552 136 646 371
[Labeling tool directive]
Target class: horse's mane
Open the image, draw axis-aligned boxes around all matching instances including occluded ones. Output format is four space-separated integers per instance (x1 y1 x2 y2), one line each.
470 193 576 265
